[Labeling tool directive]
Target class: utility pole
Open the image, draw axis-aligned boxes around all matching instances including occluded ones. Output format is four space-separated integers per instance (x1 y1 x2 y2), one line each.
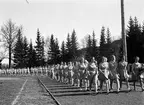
121 0 127 61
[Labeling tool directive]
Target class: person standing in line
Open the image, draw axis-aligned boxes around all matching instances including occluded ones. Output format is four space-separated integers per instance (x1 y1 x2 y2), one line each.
87 57 99 94
63 62 68 83
140 63 144 91
51 65 55 79
108 55 120 93
78 57 88 91
99 56 110 94
73 61 80 87
67 62 74 85
131 56 144 91
59 62 64 82
54 64 59 81
117 56 130 92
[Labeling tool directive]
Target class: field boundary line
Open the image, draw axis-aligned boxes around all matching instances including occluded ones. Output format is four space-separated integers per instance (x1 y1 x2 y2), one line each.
37 77 61 105
11 79 28 105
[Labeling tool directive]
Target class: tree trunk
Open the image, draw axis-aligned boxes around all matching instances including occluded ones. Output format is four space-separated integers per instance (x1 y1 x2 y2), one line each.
9 46 11 68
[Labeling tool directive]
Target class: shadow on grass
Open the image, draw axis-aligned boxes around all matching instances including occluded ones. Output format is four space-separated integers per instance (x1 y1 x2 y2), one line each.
51 89 135 97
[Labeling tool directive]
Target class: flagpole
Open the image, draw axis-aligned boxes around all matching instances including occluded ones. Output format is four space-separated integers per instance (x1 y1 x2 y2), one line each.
121 0 127 61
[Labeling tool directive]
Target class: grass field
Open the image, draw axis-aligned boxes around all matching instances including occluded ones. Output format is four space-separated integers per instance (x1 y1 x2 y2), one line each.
0 77 26 105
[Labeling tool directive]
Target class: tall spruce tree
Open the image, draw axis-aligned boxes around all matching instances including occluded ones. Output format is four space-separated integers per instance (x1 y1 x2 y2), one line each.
23 36 29 67
71 29 79 60
141 23 144 62
28 40 35 68
66 33 72 61
41 37 45 66
49 34 60 64
86 34 92 61
13 29 24 68
49 34 55 64
99 26 107 58
106 28 111 44
127 17 135 62
35 29 44 66
92 31 99 60
127 17 142 62
106 28 112 60
55 38 60 63
61 41 66 62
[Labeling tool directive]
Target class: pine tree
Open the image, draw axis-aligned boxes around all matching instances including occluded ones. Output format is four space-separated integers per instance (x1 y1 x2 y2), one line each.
41 37 45 66
49 35 60 64
49 34 55 64
28 39 37 68
35 29 43 66
127 17 142 62
71 29 79 60
13 29 24 68
141 23 144 62
28 40 33 68
86 34 92 61
92 31 99 60
61 41 66 62
55 38 60 63
66 33 72 61
99 26 107 58
23 36 29 68
106 28 111 44
106 28 113 60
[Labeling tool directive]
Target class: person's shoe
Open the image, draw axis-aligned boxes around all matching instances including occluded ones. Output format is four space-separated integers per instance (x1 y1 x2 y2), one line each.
116 90 120 94
84 88 88 91
141 88 144 92
94 91 98 95
106 92 109 95
134 88 136 91
127 88 131 92
109 89 113 92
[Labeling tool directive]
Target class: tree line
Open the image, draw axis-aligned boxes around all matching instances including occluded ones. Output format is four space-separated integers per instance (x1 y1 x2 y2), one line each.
0 17 144 68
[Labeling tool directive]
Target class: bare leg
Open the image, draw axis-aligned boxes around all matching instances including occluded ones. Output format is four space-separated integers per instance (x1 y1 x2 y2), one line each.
94 75 98 93
120 79 123 89
84 79 88 91
106 79 110 94
110 79 113 90
100 80 103 91
116 78 120 92
133 81 136 90
140 78 144 91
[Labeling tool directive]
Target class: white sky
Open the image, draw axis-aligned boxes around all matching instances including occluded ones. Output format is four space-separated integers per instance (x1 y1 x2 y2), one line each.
0 0 144 49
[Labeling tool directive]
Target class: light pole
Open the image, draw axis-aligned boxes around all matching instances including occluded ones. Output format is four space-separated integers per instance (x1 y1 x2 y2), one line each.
121 0 127 61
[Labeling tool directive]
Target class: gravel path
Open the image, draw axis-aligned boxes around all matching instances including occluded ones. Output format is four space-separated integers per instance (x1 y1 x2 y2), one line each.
14 77 56 105
40 77 144 105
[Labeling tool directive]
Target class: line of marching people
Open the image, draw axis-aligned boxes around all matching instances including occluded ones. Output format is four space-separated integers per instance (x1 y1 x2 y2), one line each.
0 67 48 76
48 55 144 94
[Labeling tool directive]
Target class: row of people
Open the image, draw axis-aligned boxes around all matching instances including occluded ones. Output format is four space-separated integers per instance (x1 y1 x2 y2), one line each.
0 67 48 75
48 55 144 94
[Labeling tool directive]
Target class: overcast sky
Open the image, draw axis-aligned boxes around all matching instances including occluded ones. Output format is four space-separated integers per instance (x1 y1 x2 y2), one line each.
0 0 144 45
0 0 144 63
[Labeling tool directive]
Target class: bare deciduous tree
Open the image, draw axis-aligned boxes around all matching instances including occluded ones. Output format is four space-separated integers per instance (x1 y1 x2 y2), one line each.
44 36 50 63
0 19 18 68
80 35 89 48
